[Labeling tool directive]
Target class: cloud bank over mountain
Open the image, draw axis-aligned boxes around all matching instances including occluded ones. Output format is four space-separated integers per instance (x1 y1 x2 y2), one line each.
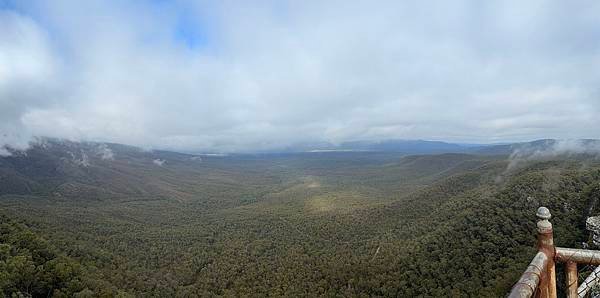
1 1 600 152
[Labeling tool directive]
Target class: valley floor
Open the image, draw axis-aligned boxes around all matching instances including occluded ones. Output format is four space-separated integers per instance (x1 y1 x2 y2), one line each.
1 145 600 296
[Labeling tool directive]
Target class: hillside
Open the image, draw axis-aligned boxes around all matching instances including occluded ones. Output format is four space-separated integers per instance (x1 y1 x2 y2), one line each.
1 139 600 296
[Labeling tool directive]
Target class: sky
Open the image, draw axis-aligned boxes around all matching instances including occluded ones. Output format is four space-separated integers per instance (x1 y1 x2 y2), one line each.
1 0 600 153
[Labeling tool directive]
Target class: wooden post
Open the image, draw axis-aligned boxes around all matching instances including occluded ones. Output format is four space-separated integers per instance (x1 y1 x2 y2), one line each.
547 263 556 298
536 207 556 298
536 270 549 298
566 261 577 298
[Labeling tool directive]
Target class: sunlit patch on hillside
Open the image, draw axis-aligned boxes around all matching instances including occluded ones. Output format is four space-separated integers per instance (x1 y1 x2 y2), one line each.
307 181 320 188
299 176 321 188
305 192 374 214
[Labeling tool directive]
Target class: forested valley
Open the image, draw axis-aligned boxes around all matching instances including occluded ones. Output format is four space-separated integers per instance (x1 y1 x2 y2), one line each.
1 139 600 297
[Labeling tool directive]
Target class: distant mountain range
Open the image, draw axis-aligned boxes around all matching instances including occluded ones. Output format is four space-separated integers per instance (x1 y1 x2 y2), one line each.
323 139 469 154
2 137 600 160
244 139 473 154
275 138 600 156
2 137 598 199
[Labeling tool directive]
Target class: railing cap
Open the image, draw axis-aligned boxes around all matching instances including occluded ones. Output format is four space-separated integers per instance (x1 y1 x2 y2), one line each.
536 207 551 220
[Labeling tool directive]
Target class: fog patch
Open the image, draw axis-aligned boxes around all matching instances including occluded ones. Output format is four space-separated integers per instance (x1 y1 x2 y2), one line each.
0 134 33 157
0 147 11 157
0 136 48 157
506 139 600 172
65 150 90 167
95 144 114 160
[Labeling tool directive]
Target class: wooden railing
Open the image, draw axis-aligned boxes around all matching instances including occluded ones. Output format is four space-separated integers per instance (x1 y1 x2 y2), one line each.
509 207 600 298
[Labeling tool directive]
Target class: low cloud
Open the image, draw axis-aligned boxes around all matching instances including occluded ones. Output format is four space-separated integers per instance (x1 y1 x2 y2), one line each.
1 1 600 152
95 144 114 160
506 139 600 172
0 147 10 157
153 159 165 166
66 150 90 167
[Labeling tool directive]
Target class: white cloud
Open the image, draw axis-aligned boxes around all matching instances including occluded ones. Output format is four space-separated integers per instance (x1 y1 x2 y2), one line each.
0 10 61 153
505 139 600 172
95 143 114 160
1 1 599 152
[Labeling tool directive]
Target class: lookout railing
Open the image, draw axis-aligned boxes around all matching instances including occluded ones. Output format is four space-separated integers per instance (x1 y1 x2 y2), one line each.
510 207 600 298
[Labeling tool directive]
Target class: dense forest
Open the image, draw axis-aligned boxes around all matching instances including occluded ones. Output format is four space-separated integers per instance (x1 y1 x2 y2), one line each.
1 140 599 296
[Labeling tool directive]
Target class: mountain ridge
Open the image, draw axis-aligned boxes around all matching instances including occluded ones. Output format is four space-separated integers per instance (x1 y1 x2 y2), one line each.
3 137 600 157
